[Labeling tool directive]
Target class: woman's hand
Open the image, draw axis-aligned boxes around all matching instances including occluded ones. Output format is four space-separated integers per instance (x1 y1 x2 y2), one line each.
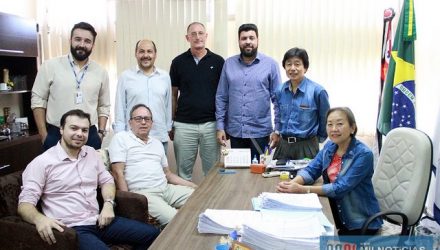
276 180 304 193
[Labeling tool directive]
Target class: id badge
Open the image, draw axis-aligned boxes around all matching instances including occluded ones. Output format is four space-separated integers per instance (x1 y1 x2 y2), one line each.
75 91 83 104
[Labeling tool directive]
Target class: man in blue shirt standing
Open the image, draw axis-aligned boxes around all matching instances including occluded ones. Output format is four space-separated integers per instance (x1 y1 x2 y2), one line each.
271 47 330 160
114 39 172 154
216 23 281 159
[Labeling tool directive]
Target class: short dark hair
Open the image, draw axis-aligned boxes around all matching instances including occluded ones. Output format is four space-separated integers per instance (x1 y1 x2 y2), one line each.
186 22 205 32
238 23 258 38
282 47 309 69
71 22 97 41
60 109 91 128
326 107 358 137
129 104 153 121
135 39 157 53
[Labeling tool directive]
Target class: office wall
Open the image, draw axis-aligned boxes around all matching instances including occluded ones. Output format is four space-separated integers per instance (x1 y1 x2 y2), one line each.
2 0 439 137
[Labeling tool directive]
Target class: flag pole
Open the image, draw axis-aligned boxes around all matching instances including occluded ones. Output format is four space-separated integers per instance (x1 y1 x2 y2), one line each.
376 8 395 153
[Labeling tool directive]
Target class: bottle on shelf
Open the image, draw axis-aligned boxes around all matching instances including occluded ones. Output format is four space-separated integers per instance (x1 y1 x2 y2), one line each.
3 68 9 83
252 155 259 164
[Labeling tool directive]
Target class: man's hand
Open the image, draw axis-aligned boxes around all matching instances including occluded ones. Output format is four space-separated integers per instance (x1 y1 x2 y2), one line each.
269 132 281 148
217 130 227 146
98 202 115 228
188 182 198 189
168 128 175 141
35 216 65 245
39 131 48 144
276 180 303 193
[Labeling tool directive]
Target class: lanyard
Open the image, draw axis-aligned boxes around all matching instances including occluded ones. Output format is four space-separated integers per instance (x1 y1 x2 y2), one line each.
68 54 89 90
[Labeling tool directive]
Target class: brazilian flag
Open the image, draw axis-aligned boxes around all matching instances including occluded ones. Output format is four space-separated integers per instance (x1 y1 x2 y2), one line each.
377 0 416 135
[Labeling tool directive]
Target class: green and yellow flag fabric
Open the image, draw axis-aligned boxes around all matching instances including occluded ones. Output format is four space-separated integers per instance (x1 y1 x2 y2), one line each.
377 0 416 135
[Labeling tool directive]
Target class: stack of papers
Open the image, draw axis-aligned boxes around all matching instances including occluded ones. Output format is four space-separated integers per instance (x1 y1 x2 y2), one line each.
241 214 322 250
258 192 322 211
197 192 335 249
197 209 261 234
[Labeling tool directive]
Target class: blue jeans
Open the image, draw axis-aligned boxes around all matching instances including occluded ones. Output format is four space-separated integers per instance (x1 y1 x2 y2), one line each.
230 136 270 161
43 123 102 151
173 121 219 180
72 216 159 250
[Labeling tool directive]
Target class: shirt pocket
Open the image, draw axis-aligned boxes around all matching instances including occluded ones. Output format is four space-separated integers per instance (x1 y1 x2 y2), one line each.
298 105 315 123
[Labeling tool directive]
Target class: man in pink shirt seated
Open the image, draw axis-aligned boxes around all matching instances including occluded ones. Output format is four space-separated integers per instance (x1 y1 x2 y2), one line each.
18 109 159 249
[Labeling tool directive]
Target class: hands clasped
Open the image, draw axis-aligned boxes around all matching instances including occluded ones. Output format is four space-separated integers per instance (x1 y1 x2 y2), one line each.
276 180 303 193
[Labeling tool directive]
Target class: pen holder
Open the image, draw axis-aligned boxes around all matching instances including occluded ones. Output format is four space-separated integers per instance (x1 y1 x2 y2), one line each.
250 164 266 174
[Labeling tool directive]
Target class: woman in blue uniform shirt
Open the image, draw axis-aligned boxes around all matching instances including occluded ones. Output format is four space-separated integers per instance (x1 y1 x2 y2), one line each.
276 107 382 235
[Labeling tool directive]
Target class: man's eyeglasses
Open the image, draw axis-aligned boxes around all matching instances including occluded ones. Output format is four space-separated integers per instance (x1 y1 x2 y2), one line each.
188 31 205 38
131 116 152 123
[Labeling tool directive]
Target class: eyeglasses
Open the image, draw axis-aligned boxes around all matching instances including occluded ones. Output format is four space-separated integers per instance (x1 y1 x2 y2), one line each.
131 116 152 123
188 31 205 38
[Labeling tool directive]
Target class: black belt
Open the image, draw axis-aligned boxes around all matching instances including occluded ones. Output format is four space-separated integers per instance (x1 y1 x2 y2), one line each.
281 134 315 143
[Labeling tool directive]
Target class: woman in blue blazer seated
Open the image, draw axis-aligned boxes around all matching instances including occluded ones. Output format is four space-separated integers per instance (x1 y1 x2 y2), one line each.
277 107 383 235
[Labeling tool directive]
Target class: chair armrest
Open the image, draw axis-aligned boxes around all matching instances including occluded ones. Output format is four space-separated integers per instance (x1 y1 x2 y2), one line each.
361 210 409 235
114 190 149 223
0 217 77 250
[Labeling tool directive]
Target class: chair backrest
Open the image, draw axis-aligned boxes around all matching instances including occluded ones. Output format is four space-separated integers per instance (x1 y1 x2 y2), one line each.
373 127 432 226
0 171 23 217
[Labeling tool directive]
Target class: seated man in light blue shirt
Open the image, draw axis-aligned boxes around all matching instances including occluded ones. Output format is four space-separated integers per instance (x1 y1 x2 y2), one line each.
216 23 281 159
114 39 172 154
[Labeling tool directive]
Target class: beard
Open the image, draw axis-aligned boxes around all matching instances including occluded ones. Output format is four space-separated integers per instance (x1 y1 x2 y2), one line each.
70 45 92 61
240 46 258 58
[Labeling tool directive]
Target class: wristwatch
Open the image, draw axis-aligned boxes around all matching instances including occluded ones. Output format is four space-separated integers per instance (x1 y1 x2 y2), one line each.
104 199 116 207
98 129 106 137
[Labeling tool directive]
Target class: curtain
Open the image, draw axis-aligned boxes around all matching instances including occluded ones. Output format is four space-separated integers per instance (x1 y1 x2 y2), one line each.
34 0 440 136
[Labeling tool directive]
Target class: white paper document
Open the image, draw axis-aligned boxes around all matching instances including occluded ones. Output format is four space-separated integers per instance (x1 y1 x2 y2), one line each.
241 215 322 250
258 192 323 211
197 208 332 250
197 209 261 234
223 148 251 168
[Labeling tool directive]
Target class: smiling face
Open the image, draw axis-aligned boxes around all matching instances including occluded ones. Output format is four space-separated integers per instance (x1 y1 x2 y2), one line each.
60 115 90 150
129 106 153 139
186 23 207 50
326 110 356 146
70 28 94 61
284 57 307 85
135 40 157 72
239 30 258 59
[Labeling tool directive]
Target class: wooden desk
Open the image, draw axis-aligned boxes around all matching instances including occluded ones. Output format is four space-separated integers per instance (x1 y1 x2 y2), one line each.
149 166 335 250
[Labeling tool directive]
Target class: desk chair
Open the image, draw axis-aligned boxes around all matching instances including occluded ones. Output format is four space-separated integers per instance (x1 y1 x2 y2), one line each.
361 127 433 235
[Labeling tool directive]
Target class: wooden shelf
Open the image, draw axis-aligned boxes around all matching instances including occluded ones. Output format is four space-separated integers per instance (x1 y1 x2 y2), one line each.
0 89 30 94
0 134 42 175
